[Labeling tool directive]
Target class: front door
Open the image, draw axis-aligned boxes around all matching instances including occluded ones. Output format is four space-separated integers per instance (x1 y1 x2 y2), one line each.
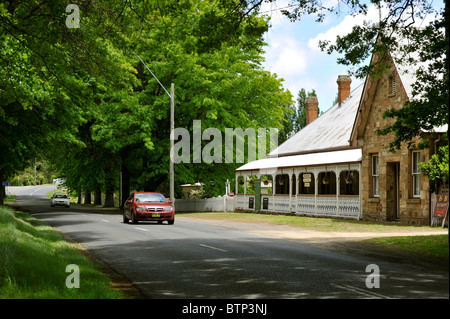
386 162 400 220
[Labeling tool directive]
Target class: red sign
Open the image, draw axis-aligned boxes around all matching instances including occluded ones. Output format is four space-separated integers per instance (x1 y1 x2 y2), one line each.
434 185 449 216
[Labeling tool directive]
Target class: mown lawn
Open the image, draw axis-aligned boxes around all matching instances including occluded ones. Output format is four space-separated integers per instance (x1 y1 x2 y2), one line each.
0 205 126 299
365 235 449 260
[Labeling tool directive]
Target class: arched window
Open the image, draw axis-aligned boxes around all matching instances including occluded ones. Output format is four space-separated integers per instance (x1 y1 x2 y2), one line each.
237 176 245 194
339 170 359 195
246 175 258 194
299 173 315 195
261 176 273 195
318 172 336 195
275 174 289 194
388 74 396 95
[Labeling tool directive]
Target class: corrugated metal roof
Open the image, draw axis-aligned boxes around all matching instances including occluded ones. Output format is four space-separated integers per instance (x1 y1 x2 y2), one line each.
268 83 364 157
236 148 362 172
236 46 446 174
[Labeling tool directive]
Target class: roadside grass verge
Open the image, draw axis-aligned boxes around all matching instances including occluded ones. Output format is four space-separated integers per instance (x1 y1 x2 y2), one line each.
4 195 16 203
46 188 67 199
0 205 126 299
364 235 449 261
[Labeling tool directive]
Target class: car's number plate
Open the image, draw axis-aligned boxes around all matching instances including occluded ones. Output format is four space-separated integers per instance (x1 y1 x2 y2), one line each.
152 214 160 217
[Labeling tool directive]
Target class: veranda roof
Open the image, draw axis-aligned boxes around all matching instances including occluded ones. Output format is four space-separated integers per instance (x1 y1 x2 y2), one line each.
235 148 362 173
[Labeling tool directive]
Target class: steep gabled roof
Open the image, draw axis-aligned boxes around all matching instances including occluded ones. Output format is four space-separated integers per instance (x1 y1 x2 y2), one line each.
267 83 364 158
350 48 447 145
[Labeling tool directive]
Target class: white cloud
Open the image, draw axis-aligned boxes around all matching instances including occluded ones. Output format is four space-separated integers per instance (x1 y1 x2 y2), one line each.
308 4 387 51
262 1 443 113
262 3 404 111
271 44 308 77
263 24 339 108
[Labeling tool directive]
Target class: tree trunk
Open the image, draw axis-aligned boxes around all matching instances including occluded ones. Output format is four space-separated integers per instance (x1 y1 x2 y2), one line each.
0 170 4 205
94 186 102 205
84 191 91 205
104 174 115 208
120 164 130 208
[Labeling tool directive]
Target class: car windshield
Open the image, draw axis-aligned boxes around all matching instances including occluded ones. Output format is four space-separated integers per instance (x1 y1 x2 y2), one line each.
54 194 67 198
135 194 167 203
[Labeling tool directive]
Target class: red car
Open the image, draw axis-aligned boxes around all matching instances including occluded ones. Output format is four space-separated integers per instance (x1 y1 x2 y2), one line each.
123 192 175 225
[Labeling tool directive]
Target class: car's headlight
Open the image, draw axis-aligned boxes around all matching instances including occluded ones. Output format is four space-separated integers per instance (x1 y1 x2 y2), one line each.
165 207 174 212
136 207 146 212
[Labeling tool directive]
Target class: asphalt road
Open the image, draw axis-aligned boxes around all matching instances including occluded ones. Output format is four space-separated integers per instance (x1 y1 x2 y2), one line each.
7 185 449 299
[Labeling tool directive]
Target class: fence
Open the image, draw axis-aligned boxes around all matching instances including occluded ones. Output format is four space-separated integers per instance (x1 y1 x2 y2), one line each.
174 193 361 219
174 196 236 212
234 194 361 219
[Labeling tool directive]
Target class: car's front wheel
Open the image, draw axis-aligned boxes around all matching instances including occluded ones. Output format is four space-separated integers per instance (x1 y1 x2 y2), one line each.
131 211 138 224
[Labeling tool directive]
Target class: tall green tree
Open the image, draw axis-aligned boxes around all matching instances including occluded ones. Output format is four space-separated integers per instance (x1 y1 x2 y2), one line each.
295 89 318 131
279 88 318 144
90 0 293 200
0 1 138 203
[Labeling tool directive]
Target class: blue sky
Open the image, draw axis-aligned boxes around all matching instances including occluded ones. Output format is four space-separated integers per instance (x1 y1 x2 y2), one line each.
259 1 378 112
259 0 443 113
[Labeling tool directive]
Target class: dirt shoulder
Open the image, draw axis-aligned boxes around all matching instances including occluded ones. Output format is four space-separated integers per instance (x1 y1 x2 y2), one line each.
179 216 449 271
178 216 448 243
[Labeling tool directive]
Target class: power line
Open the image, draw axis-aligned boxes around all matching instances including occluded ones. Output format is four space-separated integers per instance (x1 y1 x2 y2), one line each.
133 52 172 98
258 4 298 15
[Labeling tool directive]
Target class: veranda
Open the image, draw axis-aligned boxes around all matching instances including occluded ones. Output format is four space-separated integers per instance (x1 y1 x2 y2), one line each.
234 150 362 219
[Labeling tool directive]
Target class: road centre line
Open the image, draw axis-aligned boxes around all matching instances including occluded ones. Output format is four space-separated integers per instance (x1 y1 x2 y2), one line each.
30 189 39 198
331 283 390 299
199 244 228 252
135 227 149 232
100 219 110 223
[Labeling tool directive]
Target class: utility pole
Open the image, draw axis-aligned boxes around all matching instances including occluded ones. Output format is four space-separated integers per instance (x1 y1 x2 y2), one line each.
134 53 175 204
170 83 175 203
34 158 36 186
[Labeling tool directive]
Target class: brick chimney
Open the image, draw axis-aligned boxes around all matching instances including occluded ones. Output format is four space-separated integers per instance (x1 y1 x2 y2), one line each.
337 75 352 106
305 95 318 125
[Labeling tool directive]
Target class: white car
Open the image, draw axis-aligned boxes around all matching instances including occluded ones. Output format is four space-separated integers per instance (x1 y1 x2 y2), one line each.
50 193 70 208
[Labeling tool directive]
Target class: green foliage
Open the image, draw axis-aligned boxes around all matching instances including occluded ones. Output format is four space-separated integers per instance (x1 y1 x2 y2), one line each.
8 0 445 202
0 0 138 203
0 0 293 202
10 160 53 186
278 88 318 144
87 0 293 198
419 145 449 193
189 188 208 199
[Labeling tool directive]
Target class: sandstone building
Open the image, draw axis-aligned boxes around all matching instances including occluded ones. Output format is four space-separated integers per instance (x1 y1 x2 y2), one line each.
234 49 446 225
